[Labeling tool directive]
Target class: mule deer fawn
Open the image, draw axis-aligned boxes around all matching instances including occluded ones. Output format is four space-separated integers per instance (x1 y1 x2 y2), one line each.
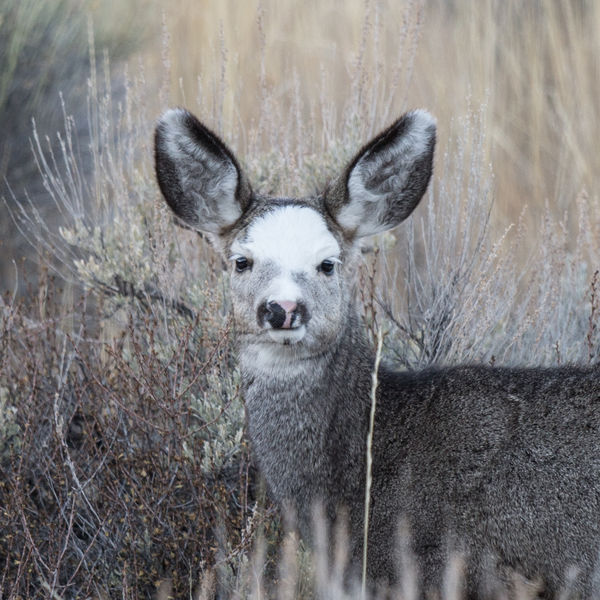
154 108 600 597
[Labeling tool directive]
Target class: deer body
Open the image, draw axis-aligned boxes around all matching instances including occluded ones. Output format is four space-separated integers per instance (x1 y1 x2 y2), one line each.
154 108 600 597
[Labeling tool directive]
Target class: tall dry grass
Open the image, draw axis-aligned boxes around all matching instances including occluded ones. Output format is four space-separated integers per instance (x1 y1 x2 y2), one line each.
146 0 600 230
0 0 153 292
4 0 600 287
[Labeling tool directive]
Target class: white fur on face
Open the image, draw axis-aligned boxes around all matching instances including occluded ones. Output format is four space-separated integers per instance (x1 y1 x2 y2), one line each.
240 339 316 378
230 206 343 350
231 206 340 279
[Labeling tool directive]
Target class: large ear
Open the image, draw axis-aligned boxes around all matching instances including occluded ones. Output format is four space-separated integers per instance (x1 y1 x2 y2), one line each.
154 108 251 234
325 110 436 237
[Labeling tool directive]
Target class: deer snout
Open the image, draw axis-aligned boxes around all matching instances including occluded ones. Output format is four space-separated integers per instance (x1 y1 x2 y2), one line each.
259 300 310 330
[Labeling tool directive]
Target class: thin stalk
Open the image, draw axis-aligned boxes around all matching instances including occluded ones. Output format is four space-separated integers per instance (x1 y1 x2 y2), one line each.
362 327 384 598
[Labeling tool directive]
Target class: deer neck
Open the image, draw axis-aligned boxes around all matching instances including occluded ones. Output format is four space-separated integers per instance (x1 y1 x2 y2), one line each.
238 306 374 528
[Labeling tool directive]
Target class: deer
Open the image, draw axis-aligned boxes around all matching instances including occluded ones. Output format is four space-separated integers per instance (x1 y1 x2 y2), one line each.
154 107 600 598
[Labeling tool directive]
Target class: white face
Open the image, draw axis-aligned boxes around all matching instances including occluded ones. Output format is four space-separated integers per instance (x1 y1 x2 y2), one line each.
232 206 340 274
228 205 352 362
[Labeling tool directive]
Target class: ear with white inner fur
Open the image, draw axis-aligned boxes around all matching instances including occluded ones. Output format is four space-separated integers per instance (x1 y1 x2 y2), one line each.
325 110 436 238
154 108 251 234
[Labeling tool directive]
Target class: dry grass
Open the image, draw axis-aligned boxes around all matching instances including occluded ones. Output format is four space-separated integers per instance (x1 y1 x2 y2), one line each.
4 0 600 284
144 0 600 231
0 0 153 291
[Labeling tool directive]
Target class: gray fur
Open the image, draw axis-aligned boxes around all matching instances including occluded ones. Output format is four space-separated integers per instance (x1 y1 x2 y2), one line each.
326 110 436 237
154 109 600 597
155 108 252 238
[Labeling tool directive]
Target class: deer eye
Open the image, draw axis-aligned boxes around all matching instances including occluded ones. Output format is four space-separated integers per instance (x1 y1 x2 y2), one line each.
235 257 251 273
318 259 335 276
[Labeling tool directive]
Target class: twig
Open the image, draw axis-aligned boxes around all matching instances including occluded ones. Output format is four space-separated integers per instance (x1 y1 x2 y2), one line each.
587 270 599 364
362 326 384 598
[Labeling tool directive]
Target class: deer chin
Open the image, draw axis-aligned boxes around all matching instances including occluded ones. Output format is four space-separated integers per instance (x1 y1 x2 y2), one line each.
266 325 306 345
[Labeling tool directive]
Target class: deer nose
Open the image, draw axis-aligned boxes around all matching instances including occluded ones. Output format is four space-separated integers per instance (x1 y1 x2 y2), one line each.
266 300 297 329
257 300 311 330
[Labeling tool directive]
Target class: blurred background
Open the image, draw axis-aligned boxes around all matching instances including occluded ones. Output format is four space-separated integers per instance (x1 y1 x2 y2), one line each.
1 0 599 294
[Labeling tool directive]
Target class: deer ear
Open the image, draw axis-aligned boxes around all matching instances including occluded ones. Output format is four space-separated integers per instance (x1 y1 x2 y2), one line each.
154 108 251 234
326 110 436 238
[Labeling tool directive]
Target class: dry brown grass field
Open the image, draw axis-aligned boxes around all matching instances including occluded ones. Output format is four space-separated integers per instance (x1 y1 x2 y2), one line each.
146 0 600 234
2 0 600 285
2 1 600 598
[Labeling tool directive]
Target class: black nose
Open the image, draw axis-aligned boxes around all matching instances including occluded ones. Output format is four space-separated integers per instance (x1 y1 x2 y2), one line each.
257 301 310 330
266 301 288 329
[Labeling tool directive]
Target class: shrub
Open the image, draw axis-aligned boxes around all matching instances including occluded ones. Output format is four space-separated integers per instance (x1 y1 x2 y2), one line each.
0 0 151 293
